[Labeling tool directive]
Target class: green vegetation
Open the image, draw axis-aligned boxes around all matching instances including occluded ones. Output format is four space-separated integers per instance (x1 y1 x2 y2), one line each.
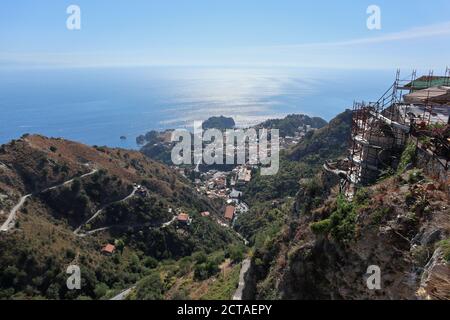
0 135 245 300
0 109 360 300
310 219 331 235
288 110 352 164
235 199 291 248
140 142 173 164
0 236 156 300
397 141 417 174
353 188 371 206
243 157 312 204
255 114 327 137
311 195 358 244
194 260 220 280
407 169 424 184
227 244 245 263
296 178 325 215
411 245 430 267
200 263 241 300
132 246 243 300
202 116 235 130
328 196 357 244
134 272 164 300
136 130 159 145
438 239 450 262
242 110 352 217
371 206 392 225
39 170 129 226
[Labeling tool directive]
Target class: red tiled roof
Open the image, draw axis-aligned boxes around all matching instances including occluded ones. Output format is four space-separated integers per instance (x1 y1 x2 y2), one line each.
224 206 235 220
177 213 190 222
102 244 116 254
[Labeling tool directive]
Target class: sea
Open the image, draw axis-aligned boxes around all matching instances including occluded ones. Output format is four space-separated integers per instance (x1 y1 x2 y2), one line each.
0 66 395 149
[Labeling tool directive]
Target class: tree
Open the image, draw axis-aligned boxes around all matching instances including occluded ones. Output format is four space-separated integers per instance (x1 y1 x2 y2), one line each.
71 179 82 194
227 245 244 263
135 273 163 300
114 239 125 254
192 251 207 264
94 283 109 299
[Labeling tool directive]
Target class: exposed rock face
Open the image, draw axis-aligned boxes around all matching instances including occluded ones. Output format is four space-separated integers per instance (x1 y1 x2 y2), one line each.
417 248 450 300
249 172 450 300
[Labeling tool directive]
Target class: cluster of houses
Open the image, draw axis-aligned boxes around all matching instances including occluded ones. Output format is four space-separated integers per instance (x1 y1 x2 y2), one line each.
170 164 254 230
279 125 316 149
193 165 254 198
230 166 252 187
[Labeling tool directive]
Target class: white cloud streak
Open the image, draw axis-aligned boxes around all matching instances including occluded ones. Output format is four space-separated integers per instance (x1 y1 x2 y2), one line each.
267 21 450 49
1 21 449 69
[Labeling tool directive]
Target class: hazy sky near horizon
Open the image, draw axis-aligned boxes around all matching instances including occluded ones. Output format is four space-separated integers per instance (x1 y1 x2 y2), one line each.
1 0 450 69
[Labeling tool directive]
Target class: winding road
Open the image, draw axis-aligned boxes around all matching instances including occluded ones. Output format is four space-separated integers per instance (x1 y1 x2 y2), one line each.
74 186 138 236
0 169 98 233
43 169 98 192
76 214 177 238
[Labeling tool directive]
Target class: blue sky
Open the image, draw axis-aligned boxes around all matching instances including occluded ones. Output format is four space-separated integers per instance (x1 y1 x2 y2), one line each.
1 0 450 69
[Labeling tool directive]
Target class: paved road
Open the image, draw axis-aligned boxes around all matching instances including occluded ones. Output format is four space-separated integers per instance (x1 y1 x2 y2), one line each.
0 194 31 232
110 287 135 300
0 169 98 233
78 214 177 237
43 169 98 192
232 258 251 300
162 215 177 228
75 187 138 235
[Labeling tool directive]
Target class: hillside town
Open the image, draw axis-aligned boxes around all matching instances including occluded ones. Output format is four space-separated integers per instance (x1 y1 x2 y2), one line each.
167 122 319 229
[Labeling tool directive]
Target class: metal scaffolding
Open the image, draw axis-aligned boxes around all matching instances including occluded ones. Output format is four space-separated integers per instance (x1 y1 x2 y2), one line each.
345 69 450 189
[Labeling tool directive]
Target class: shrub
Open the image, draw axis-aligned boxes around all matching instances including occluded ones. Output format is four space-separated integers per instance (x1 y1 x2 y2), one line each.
397 142 416 174
192 251 208 264
329 196 357 244
408 169 424 184
227 245 245 263
94 283 109 299
143 257 158 269
354 188 371 206
310 219 331 235
135 272 164 300
372 206 392 225
438 239 450 262
194 260 219 280
65 248 76 259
